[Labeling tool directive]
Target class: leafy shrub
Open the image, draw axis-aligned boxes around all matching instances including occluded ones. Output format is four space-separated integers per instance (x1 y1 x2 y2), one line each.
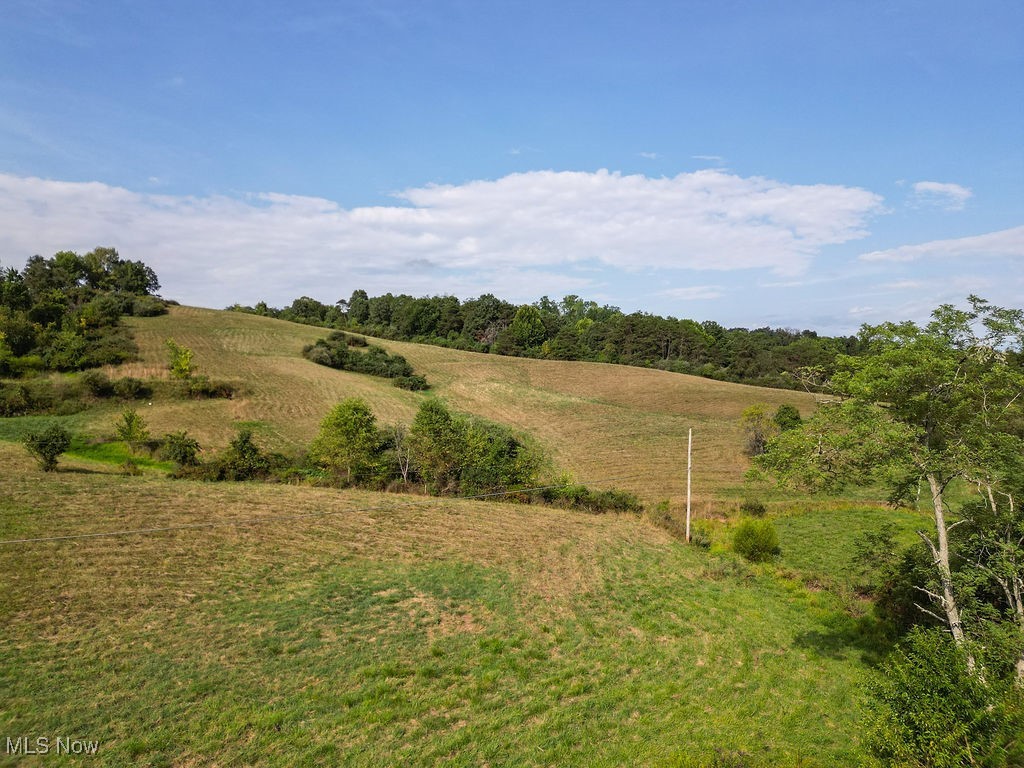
78 327 138 367
690 523 712 550
131 295 168 316
113 376 151 400
22 423 72 471
180 429 286 482
773 403 803 432
739 498 767 517
535 481 642 513
21 378 57 411
181 375 235 399
114 407 150 451
0 382 29 416
165 338 195 379
393 374 429 391
161 430 201 466
309 398 385 486
303 334 428 388
866 628 1024 767
732 518 780 562
80 369 114 397
0 378 85 416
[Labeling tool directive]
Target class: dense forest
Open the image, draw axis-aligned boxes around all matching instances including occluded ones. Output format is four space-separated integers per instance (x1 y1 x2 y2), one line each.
229 290 861 390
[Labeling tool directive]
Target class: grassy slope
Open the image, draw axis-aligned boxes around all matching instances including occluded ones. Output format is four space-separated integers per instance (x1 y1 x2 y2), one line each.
106 305 816 504
0 444 873 767
0 307 908 765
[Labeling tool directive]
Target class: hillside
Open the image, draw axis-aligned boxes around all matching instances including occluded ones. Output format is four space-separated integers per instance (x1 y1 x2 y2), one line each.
1 306 903 766
104 305 816 504
0 440 877 766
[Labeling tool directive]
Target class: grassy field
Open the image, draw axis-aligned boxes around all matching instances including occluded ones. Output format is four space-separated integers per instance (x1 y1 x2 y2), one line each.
0 307 915 766
0 442 883 767
74 305 818 507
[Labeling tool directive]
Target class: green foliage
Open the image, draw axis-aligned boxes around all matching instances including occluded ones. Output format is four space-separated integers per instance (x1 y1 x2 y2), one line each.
131 295 168 317
113 376 152 400
739 404 779 457
302 332 428 388
732 518 780 562
865 628 1024 767
405 400 549 497
754 399 917 493
165 338 195 379
161 430 201 467
22 423 72 471
250 287 861 390
534 482 643 513
409 399 469 494
177 374 234 399
309 398 384 485
114 407 150 452
0 248 159 378
80 369 114 397
772 403 802 432
217 429 276 481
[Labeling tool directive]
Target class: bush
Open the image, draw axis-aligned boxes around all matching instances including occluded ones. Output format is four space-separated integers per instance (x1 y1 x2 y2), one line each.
182 375 234 399
866 628 1024 767
161 430 201 466
690 523 712 550
131 295 168 317
773 403 803 432
393 374 429 391
732 518 780 562
81 369 114 397
114 407 150 452
739 498 767 517
213 429 282 481
535 481 643 513
22 423 72 471
0 382 29 416
165 338 195 379
113 376 151 400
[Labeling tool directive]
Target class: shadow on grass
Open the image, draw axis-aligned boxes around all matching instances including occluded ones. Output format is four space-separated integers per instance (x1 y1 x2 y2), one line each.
56 466 110 475
794 610 896 666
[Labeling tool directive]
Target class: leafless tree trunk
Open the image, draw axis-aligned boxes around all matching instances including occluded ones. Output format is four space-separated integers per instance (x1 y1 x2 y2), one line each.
392 424 411 484
918 472 978 675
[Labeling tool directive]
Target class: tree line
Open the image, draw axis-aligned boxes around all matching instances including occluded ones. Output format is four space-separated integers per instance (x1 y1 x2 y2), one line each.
229 290 861 390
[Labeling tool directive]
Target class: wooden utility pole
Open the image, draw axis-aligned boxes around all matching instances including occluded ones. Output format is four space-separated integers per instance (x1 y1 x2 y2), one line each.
686 428 692 543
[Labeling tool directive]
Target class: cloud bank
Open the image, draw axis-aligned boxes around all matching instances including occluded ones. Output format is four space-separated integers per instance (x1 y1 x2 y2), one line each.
0 169 883 307
859 226 1024 263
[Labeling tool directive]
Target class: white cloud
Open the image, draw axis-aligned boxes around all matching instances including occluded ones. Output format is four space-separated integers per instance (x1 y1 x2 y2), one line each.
0 169 883 307
660 285 725 300
638 151 659 160
859 226 1024 262
911 180 973 210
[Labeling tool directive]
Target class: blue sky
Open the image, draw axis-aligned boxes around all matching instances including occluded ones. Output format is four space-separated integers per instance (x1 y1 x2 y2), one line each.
1 0 1021 334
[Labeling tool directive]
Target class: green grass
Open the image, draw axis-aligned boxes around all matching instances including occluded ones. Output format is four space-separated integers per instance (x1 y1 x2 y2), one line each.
0 442 875 766
775 504 927 593
0 307 917 766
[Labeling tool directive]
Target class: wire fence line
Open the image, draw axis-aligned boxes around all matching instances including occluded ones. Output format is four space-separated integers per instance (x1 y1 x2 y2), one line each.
0 472 650 546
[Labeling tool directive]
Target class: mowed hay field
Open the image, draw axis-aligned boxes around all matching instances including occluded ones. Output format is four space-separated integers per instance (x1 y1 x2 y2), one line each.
0 442 871 767
106 305 816 504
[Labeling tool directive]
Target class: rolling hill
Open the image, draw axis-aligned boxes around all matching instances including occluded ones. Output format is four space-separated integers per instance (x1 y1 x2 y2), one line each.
0 305 910 766
104 305 816 504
